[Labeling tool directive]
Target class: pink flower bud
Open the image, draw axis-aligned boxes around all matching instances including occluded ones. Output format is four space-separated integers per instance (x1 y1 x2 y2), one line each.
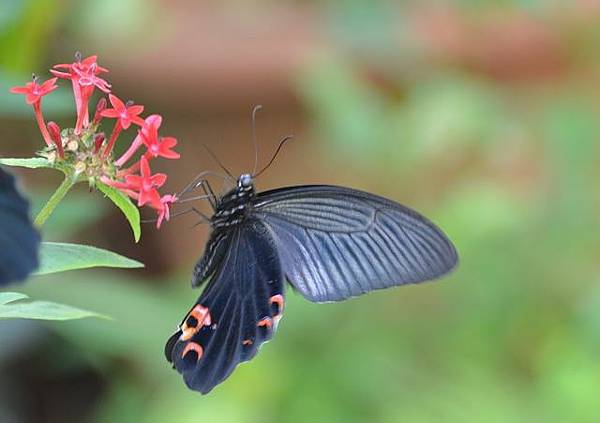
47 121 64 159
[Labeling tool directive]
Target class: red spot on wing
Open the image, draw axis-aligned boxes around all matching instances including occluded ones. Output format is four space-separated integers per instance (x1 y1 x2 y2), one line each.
190 304 212 326
257 317 273 329
180 304 212 341
269 294 284 314
182 342 204 361
242 339 253 346
269 294 284 328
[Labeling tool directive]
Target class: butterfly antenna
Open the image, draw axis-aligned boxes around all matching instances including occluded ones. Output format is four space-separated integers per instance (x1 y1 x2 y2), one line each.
251 105 262 176
254 135 294 178
202 144 235 181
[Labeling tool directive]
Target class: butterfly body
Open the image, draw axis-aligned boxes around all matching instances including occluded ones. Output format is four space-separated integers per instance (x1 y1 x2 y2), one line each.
166 174 458 393
210 173 255 229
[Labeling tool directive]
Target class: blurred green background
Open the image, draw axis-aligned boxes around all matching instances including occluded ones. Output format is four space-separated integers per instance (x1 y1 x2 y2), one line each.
2 0 600 422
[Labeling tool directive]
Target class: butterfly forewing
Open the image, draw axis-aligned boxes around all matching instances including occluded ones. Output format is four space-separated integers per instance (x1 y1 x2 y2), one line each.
166 218 285 394
253 185 458 302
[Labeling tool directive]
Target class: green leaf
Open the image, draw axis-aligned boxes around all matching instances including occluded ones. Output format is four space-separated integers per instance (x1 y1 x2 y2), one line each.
96 181 141 242
35 242 144 275
0 292 29 305
0 157 53 169
0 293 108 320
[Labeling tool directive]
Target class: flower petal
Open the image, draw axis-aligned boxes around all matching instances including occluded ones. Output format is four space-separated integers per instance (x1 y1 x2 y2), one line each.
108 94 125 111
150 173 167 188
131 116 146 127
81 55 98 65
100 109 120 118
159 148 180 159
160 137 178 148
40 77 58 92
128 105 144 115
9 86 29 94
145 114 162 129
138 188 161 207
139 156 151 177
124 175 143 189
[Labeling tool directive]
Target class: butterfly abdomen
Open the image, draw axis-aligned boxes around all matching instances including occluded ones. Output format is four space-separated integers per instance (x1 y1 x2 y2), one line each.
192 183 256 287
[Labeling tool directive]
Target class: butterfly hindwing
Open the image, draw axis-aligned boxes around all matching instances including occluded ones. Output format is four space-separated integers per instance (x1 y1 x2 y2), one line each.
166 218 285 394
253 185 458 302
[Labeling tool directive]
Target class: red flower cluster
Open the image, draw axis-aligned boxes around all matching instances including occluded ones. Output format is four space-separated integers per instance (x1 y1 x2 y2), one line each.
10 54 179 228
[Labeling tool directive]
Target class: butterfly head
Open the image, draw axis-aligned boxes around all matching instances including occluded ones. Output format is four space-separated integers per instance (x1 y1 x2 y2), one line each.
238 173 253 190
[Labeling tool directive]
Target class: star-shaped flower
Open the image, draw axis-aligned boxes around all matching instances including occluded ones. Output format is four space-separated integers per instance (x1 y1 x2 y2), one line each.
101 94 145 130
140 116 180 159
52 54 110 92
10 77 58 105
124 157 167 207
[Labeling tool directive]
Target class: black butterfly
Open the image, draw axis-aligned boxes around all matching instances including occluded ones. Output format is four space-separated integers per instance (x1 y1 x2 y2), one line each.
0 167 40 285
165 171 458 393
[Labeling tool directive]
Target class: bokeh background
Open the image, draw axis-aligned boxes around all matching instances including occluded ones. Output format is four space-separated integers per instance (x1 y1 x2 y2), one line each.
2 0 600 422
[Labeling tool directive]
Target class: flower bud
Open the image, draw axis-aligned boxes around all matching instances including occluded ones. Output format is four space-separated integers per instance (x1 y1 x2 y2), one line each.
47 121 65 159
93 133 105 154
67 140 79 152
93 97 107 126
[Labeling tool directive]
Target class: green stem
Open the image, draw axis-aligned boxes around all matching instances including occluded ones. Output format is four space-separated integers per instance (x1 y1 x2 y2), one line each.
34 175 76 227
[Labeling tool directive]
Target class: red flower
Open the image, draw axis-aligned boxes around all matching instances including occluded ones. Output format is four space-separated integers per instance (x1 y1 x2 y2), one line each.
10 77 58 146
124 157 166 207
10 77 58 105
101 94 144 130
100 94 145 160
153 194 178 229
115 114 162 166
52 55 110 92
52 54 111 134
140 115 179 159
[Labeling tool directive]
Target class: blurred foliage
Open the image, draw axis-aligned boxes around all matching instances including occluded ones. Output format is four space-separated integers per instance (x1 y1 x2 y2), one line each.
29 189 108 240
0 0 60 73
2 0 600 422
0 292 107 321
35 242 143 275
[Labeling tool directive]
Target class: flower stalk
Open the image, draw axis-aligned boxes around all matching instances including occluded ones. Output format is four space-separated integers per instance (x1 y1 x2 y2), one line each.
34 175 76 227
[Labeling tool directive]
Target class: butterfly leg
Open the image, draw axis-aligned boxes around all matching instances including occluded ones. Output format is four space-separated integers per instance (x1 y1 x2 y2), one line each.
177 170 226 209
160 206 211 227
189 207 212 228
198 179 218 211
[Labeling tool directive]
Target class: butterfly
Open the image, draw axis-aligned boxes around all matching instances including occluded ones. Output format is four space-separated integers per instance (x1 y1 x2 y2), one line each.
0 167 40 285
165 171 458 394
165 106 457 393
